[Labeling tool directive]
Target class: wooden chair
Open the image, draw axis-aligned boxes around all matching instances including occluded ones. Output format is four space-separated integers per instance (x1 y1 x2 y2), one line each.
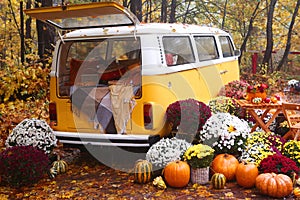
281 102 300 140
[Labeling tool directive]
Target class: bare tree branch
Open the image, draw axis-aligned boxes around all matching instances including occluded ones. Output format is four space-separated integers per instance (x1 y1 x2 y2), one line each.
8 0 21 36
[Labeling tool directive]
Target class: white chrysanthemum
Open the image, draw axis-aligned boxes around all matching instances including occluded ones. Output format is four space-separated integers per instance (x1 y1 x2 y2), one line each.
5 118 57 154
199 112 250 154
146 137 192 168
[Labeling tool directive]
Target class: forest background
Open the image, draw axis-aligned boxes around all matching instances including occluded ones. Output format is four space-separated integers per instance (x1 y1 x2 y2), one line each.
0 0 299 144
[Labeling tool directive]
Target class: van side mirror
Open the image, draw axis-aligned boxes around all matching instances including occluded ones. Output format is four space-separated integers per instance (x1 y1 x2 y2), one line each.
234 49 241 57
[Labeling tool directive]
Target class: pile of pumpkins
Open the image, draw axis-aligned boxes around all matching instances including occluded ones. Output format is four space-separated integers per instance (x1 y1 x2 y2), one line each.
134 153 298 199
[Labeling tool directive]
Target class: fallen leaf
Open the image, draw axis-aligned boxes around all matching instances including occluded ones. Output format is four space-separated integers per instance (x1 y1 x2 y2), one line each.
225 192 234 197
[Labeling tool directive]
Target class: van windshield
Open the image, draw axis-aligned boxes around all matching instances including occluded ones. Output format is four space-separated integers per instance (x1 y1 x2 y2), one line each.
57 37 141 98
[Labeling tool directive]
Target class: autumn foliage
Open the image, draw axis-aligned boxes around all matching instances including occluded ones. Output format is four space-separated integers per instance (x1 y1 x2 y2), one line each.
0 56 50 143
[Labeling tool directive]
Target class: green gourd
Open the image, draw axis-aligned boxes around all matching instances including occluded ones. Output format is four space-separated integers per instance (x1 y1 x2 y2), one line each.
211 173 226 189
134 159 152 184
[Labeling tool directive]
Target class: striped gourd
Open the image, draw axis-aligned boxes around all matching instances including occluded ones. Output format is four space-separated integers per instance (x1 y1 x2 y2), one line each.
134 159 152 184
211 173 226 189
48 167 58 179
52 156 68 174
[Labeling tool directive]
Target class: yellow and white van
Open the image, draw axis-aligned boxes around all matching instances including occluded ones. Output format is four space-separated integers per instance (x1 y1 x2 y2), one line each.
25 2 240 148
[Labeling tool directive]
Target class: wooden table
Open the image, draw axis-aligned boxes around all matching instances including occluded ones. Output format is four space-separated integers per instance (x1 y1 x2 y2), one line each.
236 100 283 132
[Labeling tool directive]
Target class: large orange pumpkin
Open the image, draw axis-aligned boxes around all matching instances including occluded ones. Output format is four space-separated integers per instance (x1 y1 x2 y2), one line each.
163 160 190 188
255 173 293 198
211 154 239 181
236 162 258 188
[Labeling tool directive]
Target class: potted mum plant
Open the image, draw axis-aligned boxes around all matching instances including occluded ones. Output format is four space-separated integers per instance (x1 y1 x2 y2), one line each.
145 137 192 175
208 96 243 115
5 118 57 154
260 153 299 180
199 112 250 156
183 144 214 184
239 132 286 166
283 140 300 167
221 79 249 100
166 98 211 143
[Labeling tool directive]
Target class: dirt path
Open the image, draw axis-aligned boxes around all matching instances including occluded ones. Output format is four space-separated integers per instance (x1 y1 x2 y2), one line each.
0 148 296 200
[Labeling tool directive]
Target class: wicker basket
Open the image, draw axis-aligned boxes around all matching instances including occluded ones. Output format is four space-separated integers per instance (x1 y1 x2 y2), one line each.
190 167 209 184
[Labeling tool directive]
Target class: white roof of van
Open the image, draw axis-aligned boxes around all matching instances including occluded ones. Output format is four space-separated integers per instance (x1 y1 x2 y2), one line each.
64 23 228 38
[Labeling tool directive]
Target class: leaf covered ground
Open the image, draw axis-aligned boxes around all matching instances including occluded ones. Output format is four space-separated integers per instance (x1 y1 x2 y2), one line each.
0 146 297 200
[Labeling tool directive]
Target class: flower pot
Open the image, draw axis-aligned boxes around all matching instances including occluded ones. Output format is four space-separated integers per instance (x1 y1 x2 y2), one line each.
190 167 209 184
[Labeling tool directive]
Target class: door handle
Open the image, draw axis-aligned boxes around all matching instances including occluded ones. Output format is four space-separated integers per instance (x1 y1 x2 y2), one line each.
220 70 228 75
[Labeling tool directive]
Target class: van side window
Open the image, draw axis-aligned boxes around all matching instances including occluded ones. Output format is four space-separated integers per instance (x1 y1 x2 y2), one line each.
194 36 219 61
162 36 195 66
219 36 234 57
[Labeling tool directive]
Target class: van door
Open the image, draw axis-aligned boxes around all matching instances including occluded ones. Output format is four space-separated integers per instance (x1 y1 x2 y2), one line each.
218 36 240 84
193 35 224 99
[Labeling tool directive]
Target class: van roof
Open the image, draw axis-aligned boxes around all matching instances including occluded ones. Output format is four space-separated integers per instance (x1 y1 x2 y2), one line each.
64 23 228 38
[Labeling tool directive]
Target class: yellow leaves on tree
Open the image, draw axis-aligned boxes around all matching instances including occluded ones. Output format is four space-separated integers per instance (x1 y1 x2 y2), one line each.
0 56 50 139
0 60 49 103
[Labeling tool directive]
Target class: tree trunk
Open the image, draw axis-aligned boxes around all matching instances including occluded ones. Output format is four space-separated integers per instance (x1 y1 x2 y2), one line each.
129 0 142 22
35 0 55 59
262 0 277 68
161 0 167 23
169 0 176 23
276 0 300 71
221 0 228 29
25 0 32 39
239 2 261 64
20 1 25 64
182 0 191 23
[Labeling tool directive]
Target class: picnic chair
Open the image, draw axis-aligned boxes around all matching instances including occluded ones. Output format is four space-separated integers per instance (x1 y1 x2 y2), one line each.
281 102 300 140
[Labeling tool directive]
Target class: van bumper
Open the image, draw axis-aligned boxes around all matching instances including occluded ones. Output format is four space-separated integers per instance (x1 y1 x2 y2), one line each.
54 131 160 147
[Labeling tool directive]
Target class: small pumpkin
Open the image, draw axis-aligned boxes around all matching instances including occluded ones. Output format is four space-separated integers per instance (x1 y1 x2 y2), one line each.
211 173 226 189
255 173 293 198
163 160 190 188
236 162 258 188
294 187 300 198
252 97 262 104
52 156 68 174
211 154 239 181
134 159 152 184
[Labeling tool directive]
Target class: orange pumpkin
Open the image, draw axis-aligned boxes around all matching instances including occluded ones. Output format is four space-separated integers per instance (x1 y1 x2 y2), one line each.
236 162 258 188
255 173 293 198
163 160 190 188
211 154 239 181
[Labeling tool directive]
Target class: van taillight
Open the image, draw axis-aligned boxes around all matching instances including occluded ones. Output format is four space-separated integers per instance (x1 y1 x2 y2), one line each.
144 104 153 129
49 102 57 127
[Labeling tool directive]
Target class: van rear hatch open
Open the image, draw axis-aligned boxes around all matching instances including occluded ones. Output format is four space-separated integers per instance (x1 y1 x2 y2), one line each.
24 2 139 30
